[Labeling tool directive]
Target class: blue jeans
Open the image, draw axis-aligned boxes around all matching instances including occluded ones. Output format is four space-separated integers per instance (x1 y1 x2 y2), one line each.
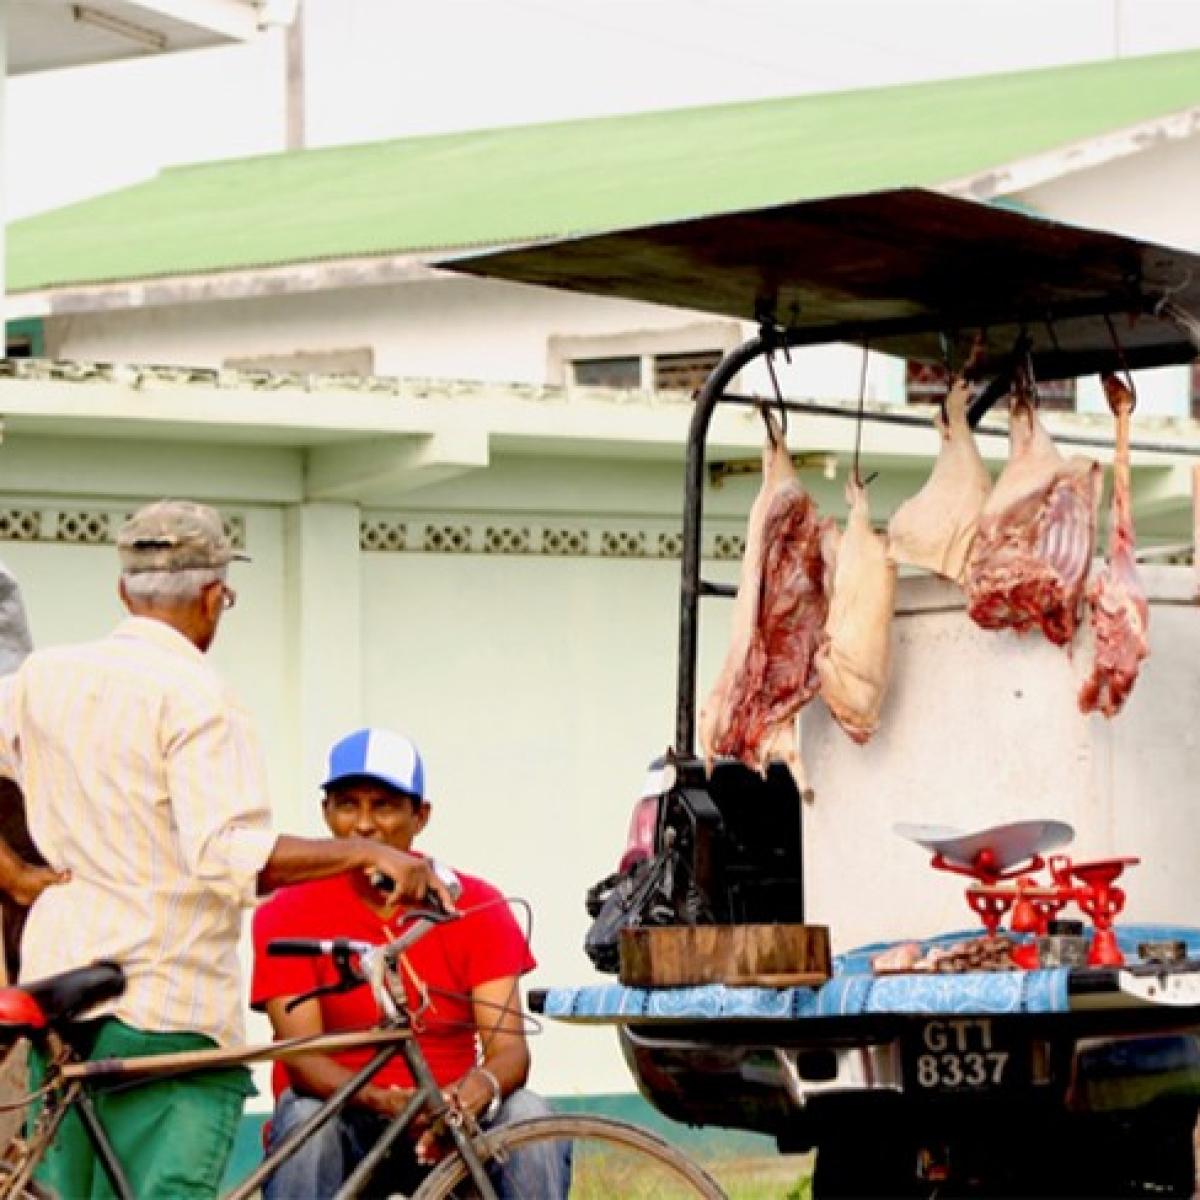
262 1086 571 1199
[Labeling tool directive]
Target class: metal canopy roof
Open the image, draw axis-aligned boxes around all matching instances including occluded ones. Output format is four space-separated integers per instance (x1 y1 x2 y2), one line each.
440 188 1200 381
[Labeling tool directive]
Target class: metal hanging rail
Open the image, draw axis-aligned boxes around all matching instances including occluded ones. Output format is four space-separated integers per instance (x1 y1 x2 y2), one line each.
714 392 1200 460
673 325 1200 757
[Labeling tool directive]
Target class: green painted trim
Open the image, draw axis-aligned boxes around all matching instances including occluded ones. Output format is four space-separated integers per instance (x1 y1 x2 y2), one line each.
6 318 44 357
223 1115 269 1191
11 48 1200 293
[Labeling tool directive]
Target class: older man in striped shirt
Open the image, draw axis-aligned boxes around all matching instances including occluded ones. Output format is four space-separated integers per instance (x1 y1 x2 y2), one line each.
0 499 452 1200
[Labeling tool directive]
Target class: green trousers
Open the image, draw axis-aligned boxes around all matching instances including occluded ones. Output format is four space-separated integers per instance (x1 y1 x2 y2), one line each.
31 1018 253 1200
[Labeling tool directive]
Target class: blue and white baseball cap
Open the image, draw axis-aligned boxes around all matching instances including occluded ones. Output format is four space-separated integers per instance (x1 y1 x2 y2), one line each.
322 728 426 799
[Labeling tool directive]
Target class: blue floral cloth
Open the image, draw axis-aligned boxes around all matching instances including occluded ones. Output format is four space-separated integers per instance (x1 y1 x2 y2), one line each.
540 924 1200 1024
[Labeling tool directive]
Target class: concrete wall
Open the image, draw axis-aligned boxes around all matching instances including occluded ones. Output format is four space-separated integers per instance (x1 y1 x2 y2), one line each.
45 274 908 405
1016 135 1200 418
1020 136 1200 255
43 241 1193 420
0 431 752 1099
12 476 1189 1099
36 134 1200 420
804 569 1200 952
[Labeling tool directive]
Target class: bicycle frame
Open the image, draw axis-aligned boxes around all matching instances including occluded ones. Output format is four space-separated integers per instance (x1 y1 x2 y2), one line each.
6 1019 499 1200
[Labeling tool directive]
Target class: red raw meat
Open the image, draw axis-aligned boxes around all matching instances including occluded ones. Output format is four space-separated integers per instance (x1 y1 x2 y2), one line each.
965 393 1101 647
1078 375 1149 717
700 414 836 797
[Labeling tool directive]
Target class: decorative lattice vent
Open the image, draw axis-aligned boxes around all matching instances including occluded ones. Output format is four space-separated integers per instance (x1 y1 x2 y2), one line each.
0 507 249 553
657 532 683 558
223 516 247 550
361 519 407 552
542 529 589 556
0 510 41 541
423 525 472 553
55 511 110 544
601 530 646 557
712 534 746 560
484 527 531 554
361 515 750 561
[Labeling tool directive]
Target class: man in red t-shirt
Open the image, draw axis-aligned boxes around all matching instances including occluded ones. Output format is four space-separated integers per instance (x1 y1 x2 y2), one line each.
251 728 569 1198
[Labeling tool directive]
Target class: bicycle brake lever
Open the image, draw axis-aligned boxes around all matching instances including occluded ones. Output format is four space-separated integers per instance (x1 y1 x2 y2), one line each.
369 859 463 911
284 977 362 1014
284 941 365 1012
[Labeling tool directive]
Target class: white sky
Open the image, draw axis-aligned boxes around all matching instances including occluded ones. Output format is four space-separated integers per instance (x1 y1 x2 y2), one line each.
8 0 1200 218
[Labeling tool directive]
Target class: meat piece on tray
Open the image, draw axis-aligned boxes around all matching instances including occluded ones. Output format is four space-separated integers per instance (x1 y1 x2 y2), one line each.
1079 374 1149 717
817 476 897 744
700 413 836 799
888 373 992 583
964 391 1101 646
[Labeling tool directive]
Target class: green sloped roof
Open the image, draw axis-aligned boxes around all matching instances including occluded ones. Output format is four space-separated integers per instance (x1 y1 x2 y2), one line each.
11 48 1200 294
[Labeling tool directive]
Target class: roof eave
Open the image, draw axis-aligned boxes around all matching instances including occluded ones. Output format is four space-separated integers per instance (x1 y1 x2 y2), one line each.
8 251 446 320
942 103 1200 201
12 105 1200 317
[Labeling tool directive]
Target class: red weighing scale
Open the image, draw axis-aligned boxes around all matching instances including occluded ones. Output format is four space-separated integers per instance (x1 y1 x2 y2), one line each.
894 820 1139 968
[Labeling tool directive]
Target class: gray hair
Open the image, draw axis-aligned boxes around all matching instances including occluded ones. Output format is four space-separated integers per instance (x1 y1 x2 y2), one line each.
121 566 227 608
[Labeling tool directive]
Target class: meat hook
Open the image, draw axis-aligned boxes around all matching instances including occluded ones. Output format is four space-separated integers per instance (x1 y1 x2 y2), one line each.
754 397 783 449
1006 330 1037 409
763 348 791 441
1156 296 1200 353
938 331 955 379
852 340 870 488
1102 312 1138 413
1043 314 1063 359
1152 267 1193 310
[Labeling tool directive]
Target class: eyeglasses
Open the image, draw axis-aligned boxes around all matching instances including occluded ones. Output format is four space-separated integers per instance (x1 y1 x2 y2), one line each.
219 584 237 611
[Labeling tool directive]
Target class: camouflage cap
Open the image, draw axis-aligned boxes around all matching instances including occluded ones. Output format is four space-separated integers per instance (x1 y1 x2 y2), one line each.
117 500 250 574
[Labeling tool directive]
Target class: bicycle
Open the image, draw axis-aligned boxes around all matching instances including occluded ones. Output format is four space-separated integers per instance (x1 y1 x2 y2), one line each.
0 903 726 1199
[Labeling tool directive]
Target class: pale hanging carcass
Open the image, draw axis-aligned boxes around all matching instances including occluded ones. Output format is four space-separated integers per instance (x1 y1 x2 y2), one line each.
699 412 836 799
888 360 992 584
817 475 897 743
1078 374 1149 716
964 380 1101 646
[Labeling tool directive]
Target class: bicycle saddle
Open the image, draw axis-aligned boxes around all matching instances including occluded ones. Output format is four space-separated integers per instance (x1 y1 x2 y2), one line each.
0 960 125 1032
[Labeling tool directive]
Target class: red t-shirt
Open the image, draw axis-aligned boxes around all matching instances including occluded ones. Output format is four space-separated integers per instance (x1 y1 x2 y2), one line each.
250 868 535 1094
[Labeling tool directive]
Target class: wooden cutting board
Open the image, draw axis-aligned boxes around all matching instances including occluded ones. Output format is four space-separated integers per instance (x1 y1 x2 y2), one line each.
619 924 831 989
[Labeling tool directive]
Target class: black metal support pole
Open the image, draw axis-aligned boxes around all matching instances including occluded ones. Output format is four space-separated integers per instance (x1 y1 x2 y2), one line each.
78 1091 135 1200
675 330 805 756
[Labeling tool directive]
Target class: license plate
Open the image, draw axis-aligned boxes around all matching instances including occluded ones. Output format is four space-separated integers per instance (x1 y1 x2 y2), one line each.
903 1018 1026 1093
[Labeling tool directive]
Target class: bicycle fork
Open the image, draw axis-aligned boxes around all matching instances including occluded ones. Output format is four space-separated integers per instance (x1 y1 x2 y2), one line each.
397 1040 499 1200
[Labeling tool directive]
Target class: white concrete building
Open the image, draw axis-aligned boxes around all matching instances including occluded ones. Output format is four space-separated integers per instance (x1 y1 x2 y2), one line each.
2 48 1200 1106
1 2 291 315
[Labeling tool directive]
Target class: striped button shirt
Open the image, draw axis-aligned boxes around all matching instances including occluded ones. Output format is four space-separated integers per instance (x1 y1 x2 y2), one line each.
0 616 278 1047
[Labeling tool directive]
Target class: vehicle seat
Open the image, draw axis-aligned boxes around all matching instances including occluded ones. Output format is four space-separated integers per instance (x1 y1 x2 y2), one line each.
0 961 125 1033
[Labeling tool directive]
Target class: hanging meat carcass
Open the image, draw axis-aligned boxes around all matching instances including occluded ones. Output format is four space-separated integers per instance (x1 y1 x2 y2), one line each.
964 387 1101 646
699 413 836 799
817 476 897 743
888 368 992 583
1078 374 1149 716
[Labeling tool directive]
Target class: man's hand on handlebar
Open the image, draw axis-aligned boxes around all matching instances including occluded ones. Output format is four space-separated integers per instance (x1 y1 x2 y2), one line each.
358 843 457 911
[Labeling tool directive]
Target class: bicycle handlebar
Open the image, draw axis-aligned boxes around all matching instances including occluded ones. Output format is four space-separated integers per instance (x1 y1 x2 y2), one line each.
267 937 375 958
369 858 463 910
267 910 462 1016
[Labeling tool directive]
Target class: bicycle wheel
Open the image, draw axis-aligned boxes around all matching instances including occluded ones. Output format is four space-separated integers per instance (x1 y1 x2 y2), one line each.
413 1112 726 1199
0 1163 54 1199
